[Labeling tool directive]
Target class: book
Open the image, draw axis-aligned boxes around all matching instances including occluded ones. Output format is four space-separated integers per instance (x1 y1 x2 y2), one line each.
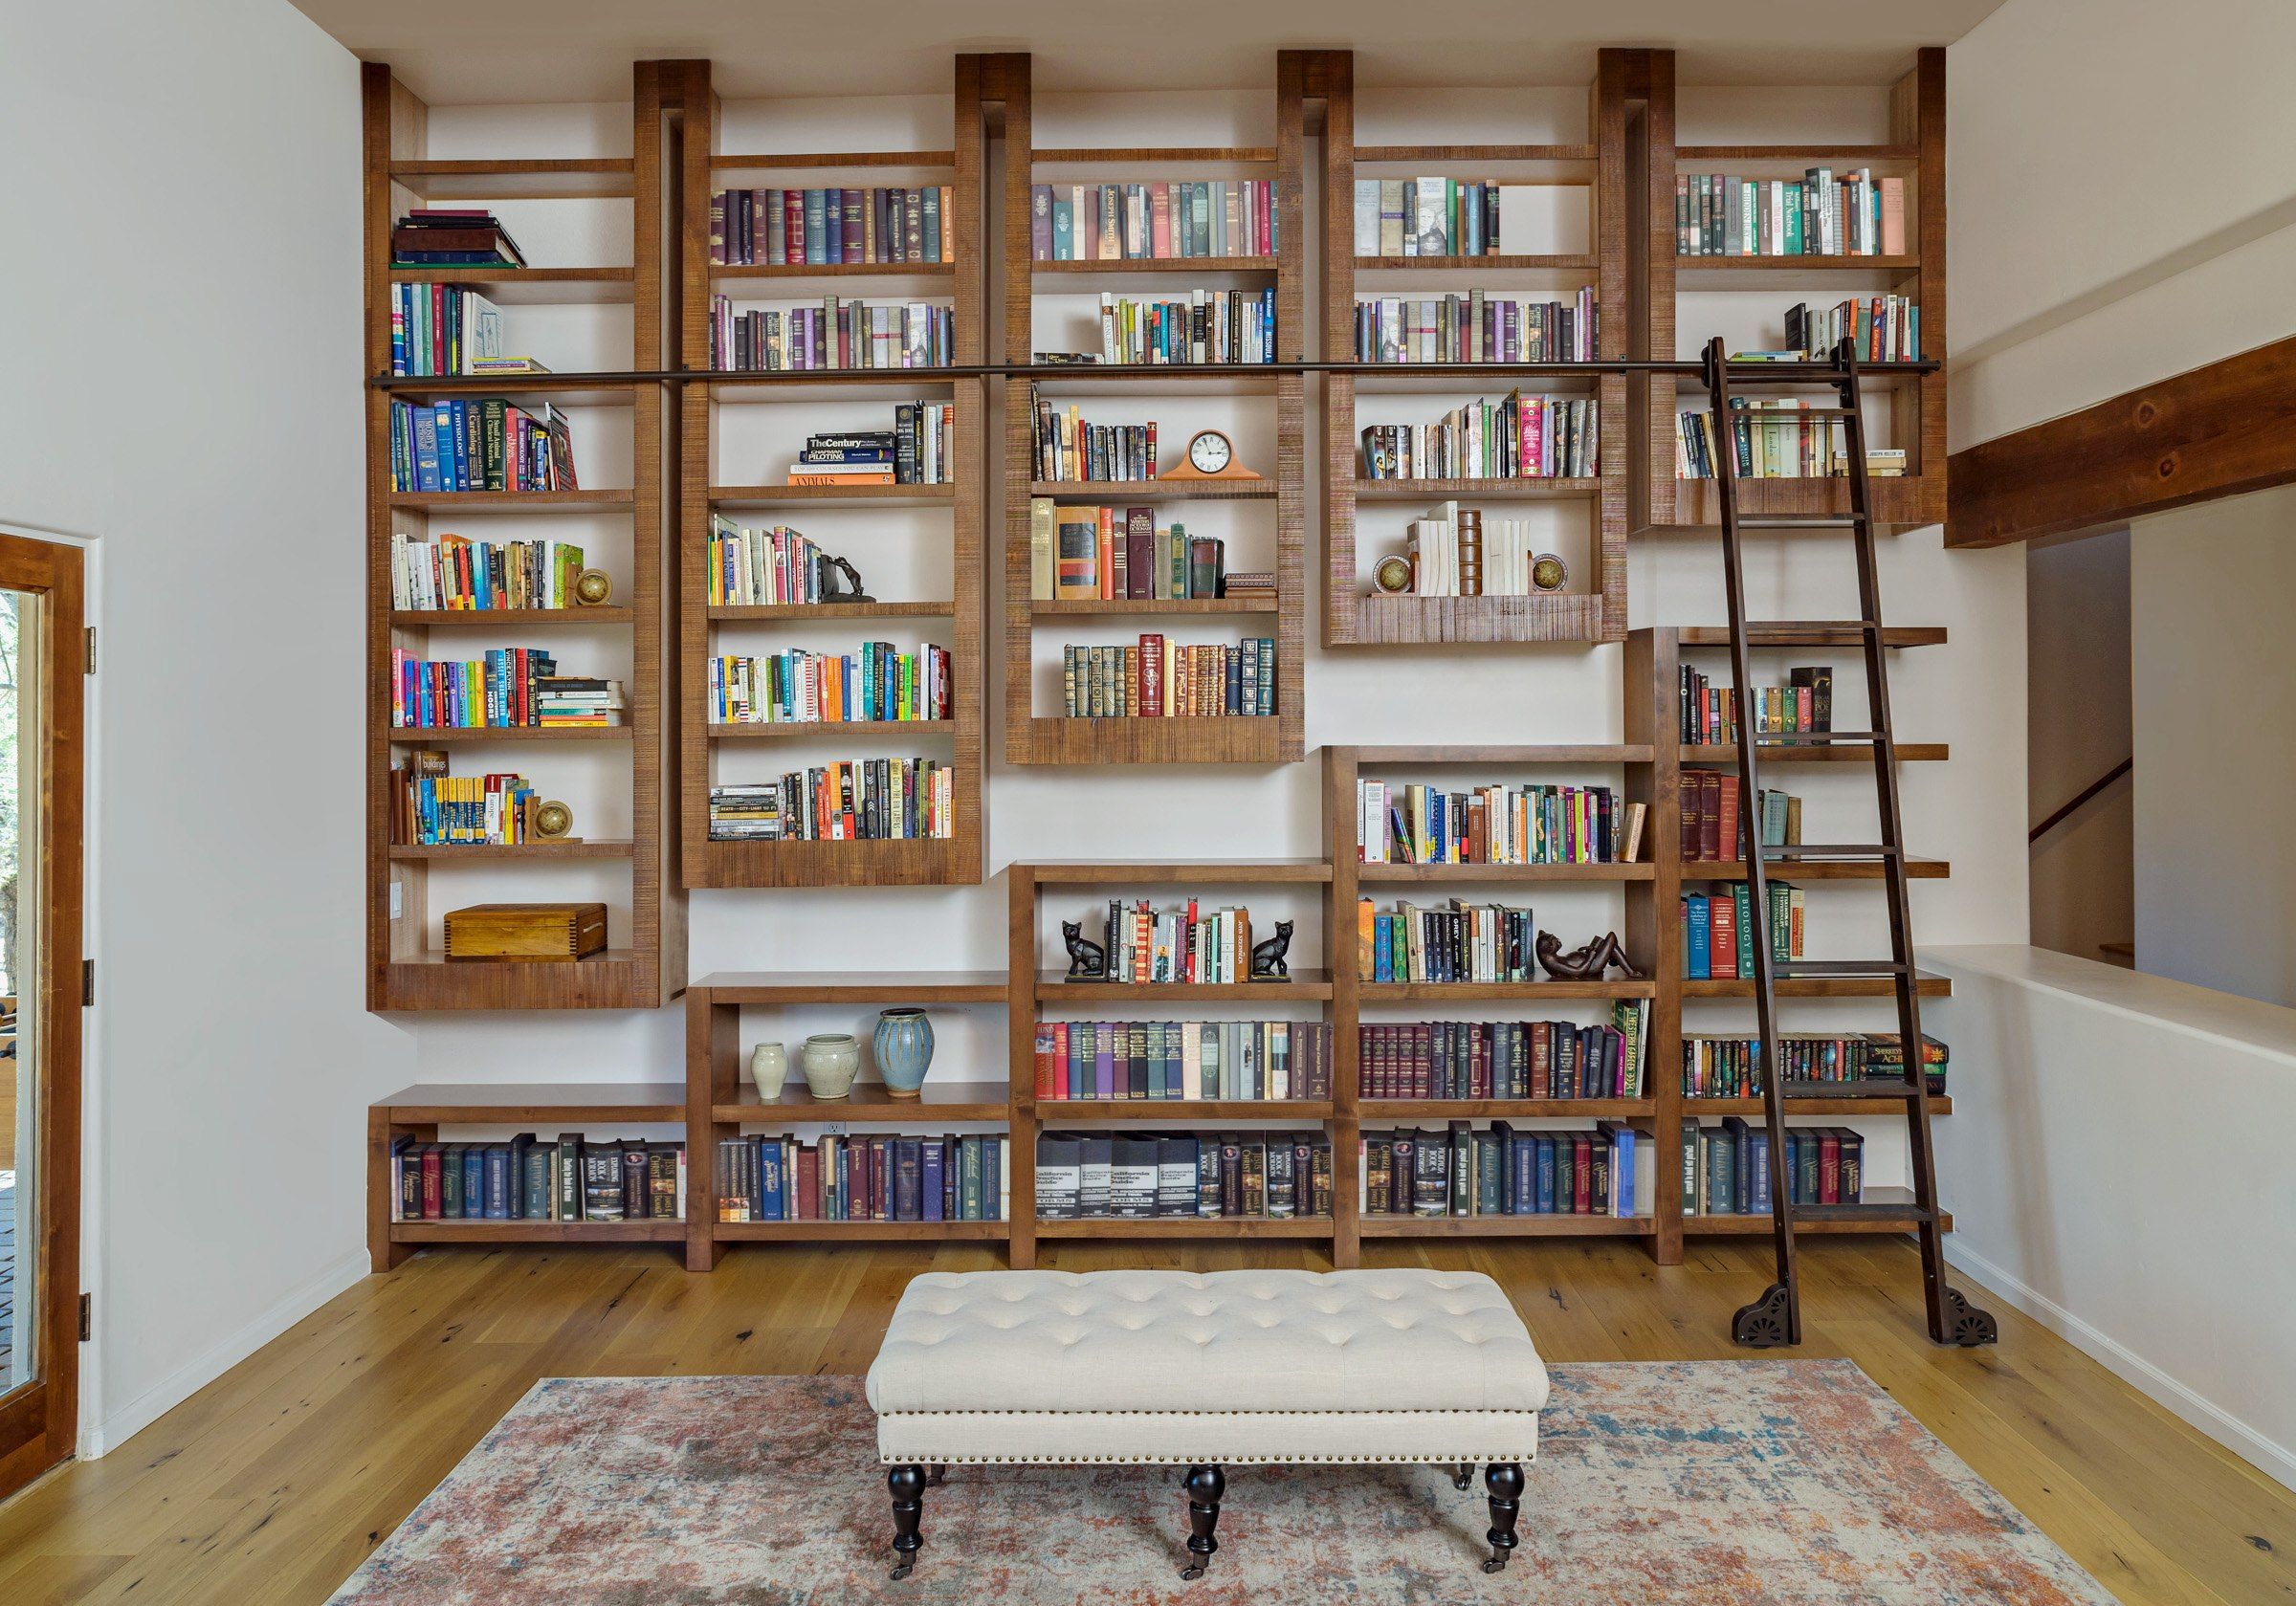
707 642 954 725
708 759 956 842
709 296 955 373
390 1135 684 1223
718 1132 1004 1222
1358 1123 1652 1219
780 412 953 488
1680 882 1801 979
391 209 525 268
1356 898 1541 984
1037 1129 1325 1221
1064 899 1273 986
1355 291 1598 363
390 647 592 729
388 397 578 494
1674 168 1904 259
1030 385 1158 482
1354 178 1524 258
1681 1031 1948 1098
1028 181 1276 261
710 185 955 267
1028 500 1222 602
388 283 506 377
1058 636 1274 718
390 533 587 611
1035 1021 1331 1101
1359 393 1597 481
389 753 544 847
1355 1012 1648 1099
1357 776 1635 865
1089 290 1276 365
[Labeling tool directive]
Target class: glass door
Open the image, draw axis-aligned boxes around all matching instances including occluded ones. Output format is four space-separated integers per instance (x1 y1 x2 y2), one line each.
0 531 82 1498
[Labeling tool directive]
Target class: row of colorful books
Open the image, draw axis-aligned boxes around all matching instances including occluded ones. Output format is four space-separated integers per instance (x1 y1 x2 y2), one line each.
1676 407 1907 480
1357 900 1545 985
1394 505 1568 598
1028 181 1278 262
1678 664 1835 743
1084 290 1275 365
714 1133 1006 1224
389 753 541 847
1032 1021 1333 1102
1781 296 1917 361
706 760 956 843
1357 778 1642 867
390 534 591 612
1683 1032 1947 1099
1683 885 1804 980
707 517 857 607
1359 395 1598 481
388 648 625 730
1028 501 1227 602
1060 638 1276 719
709 186 957 268
1363 1124 1651 1219
706 644 953 725
1351 178 1553 258
1675 169 1906 258
708 297 954 372
1680 770 1800 862
1036 1132 1330 1221
784 407 956 487
1355 291 1599 363
1685 1118 1865 1215
1359 1009 1651 1100
1030 389 1155 482
1071 898 1264 986
389 283 544 378
387 397 577 495
388 1135 683 1222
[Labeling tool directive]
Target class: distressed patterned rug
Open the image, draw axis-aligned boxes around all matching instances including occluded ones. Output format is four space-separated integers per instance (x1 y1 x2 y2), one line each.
331 1362 2112 1605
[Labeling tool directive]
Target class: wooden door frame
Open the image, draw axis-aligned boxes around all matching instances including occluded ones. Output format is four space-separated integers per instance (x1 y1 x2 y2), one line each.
0 530 84 1498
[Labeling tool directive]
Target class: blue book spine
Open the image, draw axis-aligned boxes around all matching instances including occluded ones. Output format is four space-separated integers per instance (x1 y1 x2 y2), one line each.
983 1135 1002 1221
803 188 827 263
1686 894 1712 979
760 1138 785 1221
484 1147 510 1219
921 1140 944 1221
448 401 472 492
1510 1135 1532 1215
412 406 441 493
1748 1132 1771 1214
461 1148 484 1219
1534 1135 1556 1214
1612 1129 1632 1218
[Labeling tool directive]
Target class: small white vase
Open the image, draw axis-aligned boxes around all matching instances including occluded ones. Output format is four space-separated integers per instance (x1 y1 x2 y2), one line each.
802 1033 861 1100
749 1042 789 1101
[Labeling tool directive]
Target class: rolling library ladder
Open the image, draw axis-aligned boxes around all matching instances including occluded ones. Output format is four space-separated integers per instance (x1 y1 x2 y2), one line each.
1700 333 1997 1350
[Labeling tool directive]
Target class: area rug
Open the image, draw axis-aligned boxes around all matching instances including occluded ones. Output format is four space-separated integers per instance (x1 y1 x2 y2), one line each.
330 1362 2113 1605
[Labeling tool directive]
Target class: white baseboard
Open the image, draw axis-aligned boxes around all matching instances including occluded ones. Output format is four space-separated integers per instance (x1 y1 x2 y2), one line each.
80 1248 372 1459
1946 1240 2296 1491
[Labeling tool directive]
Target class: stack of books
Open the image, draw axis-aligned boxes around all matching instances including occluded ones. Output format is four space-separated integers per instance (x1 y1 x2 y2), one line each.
708 644 953 725
389 752 542 847
391 647 563 729
1681 883 1803 980
1677 664 1833 743
387 397 577 494
1357 777 1641 866
390 533 588 611
1393 503 1563 597
1679 770 1800 863
1071 899 1264 985
1360 393 1597 481
784 404 954 486
1060 636 1276 718
1027 499 1224 601
707 517 845 606
1036 1133 1332 1221
1031 387 1155 482
534 676 623 728
390 209 525 269
707 760 955 843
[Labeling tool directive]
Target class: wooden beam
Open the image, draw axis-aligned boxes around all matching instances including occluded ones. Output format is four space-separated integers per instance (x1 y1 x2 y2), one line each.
1947 334 2296 547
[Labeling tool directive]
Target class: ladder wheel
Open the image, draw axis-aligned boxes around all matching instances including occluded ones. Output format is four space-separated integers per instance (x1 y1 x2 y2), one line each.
1732 1283 1796 1349
1942 1287 1999 1348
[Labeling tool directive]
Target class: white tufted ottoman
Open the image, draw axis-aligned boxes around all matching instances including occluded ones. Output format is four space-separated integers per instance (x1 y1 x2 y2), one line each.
863 1267 1547 1580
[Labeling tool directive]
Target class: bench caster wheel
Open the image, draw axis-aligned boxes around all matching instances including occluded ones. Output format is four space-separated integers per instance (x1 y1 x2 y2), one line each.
1180 1561 1207 1582
1451 1463 1474 1491
890 1560 915 1582
1482 1554 1509 1575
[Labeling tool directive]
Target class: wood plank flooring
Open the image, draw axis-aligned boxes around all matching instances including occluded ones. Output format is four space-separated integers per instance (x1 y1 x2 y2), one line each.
0 1238 2290 1604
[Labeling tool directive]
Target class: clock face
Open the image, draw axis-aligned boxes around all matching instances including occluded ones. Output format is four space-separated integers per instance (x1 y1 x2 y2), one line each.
1188 429 1233 474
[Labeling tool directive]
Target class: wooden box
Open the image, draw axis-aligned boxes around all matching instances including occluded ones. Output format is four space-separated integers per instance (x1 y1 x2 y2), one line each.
442 902 608 962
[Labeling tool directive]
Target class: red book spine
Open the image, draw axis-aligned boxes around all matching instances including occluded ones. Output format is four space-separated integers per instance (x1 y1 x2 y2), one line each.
1036 1023 1060 1099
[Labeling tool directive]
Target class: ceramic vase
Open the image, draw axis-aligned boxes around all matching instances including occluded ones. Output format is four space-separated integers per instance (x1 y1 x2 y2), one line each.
801 1033 860 1100
873 1008 935 1099
748 1042 789 1101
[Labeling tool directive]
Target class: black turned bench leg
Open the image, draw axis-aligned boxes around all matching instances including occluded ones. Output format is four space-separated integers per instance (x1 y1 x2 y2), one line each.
1482 1462 1524 1573
1180 1463 1225 1580
887 1464 927 1580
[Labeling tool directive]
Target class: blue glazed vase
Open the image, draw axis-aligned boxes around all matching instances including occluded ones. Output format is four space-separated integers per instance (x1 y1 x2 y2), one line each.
873 1007 935 1098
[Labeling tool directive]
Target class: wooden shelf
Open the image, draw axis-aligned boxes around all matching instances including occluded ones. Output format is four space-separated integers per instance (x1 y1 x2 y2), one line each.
1009 715 1296 765
692 836 976 888
1358 979 1659 1001
1662 476 1942 531
1353 143 1597 165
1347 744 1654 764
1034 256 1278 275
1033 146 1277 164
1359 1214 1653 1239
386 840 634 861
713 261 955 280
716 1220 1006 1242
1028 598 1280 617
1676 254 1918 285
1034 1100 1333 1123
1675 625 1947 649
1358 861 1653 883
709 483 954 508
389 1219 686 1244
1035 1216 1334 1240
385 266 635 304
1026 858 1333 885
379 951 649 1012
1679 856 1950 881
387 157 635 199
1354 253 1598 275
1353 477 1601 500
1042 973 1334 1003
1028 480 1276 501
717 1081 1010 1124
692 970 1008 1003
1675 143 1915 166
1336 592 1607 645
1679 972 1953 1000
386 490 635 513
373 1081 686 1123
1682 1189 1949 1236
709 602 953 622
714 149 957 171
1684 742 1949 763
1361 1099 1653 1120
386 725 630 743
709 720 954 740
1686 1094 1953 1116
392 608 634 628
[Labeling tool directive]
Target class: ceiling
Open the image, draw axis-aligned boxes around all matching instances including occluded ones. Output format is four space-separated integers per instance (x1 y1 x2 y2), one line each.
290 0 2011 104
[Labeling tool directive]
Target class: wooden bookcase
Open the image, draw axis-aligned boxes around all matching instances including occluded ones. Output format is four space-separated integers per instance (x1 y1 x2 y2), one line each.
992 55 1308 764
363 62 685 1009
1315 51 1627 646
1639 47 1947 532
674 59 987 886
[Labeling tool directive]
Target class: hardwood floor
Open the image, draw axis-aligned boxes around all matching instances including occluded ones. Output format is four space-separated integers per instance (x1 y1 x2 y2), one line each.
0 1239 2290 1604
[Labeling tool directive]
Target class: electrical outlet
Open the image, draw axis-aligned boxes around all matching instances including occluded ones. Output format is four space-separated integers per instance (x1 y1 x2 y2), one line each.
821 1122 847 1137
389 882 404 920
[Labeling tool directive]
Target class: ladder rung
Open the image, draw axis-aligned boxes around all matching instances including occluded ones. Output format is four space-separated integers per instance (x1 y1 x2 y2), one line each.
1792 1202 1936 1224
1770 959 1909 978
1738 517 1863 530
1761 843 1899 860
1739 620 1882 640
1753 731 1885 747
1778 1078 1919 1100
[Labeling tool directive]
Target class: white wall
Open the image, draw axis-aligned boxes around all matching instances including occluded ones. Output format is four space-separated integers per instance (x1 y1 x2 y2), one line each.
2130 486 2296 1007
2025 531 2130 966
0 0 396 1452
1930 945 2296 1488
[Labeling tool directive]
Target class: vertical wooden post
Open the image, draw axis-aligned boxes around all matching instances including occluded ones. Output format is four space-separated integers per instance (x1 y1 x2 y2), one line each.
1006 863 1039 1267
1625 628 1686 1264
685 984 733 1270
1323 746 1362 1267
1895 47 1947 524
